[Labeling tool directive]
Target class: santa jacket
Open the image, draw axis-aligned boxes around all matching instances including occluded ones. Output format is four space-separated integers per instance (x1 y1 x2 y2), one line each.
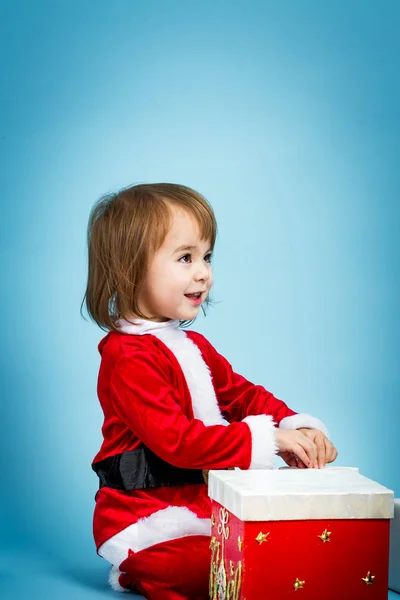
92 318 328 573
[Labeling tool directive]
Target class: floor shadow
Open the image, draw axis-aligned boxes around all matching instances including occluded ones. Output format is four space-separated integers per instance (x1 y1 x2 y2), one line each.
55 563 111 593
56 563 145 597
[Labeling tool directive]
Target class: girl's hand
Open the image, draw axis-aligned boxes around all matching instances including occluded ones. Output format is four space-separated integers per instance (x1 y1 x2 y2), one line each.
275 428 338 469
296 428 338 469
275 429 319 469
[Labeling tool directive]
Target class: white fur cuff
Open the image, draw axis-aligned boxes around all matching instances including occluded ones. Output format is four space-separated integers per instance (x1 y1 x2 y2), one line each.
109 566 128 592
279 413 330 439
242 414 278 469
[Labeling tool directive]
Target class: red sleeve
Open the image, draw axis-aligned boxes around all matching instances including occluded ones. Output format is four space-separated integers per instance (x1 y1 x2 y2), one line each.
187 331 297 424
109 348 256 471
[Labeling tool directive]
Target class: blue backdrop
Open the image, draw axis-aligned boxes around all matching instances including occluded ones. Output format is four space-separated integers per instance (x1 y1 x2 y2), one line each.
1 1 399 598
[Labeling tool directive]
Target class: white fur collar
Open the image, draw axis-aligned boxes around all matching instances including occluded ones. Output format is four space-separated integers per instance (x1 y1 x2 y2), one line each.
115 317 180 336
115 318 227 426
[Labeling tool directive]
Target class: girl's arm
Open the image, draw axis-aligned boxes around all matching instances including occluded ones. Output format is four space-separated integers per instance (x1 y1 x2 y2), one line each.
188 331 329 437
110 349 279 470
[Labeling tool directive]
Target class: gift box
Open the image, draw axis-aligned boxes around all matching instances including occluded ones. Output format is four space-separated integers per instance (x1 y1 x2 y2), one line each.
208 468 394 599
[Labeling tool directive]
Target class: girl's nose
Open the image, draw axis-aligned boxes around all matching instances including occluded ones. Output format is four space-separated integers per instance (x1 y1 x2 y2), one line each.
194 263 210 282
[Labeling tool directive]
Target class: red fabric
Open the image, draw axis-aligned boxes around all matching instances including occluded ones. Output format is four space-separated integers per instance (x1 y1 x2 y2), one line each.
92 330 296 551
187 331 296 424
93 484 212 554
118 536 210 599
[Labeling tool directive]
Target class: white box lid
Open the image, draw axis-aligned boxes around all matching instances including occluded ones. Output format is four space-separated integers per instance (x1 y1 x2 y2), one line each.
208 467 394 521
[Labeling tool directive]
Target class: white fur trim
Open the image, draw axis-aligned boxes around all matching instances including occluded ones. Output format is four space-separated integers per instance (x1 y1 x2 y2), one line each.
115 317 181 336
99 506 211 567
279 413 330 438
242 414 278 469
152 327 229 426
116 319 228 427
109 566 128 593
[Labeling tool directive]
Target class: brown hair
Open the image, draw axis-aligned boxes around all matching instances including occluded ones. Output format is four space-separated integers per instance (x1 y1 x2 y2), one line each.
81 183 217 332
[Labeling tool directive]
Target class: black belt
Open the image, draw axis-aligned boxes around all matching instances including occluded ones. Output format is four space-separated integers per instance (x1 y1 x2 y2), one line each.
92 446 205 491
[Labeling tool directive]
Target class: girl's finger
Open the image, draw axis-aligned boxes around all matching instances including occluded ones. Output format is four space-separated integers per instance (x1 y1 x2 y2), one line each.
299 436 318 466
315 433 326 468
286 454 298 468
325 440 338 463
332 447 339 462
293 443 312 468
324 439 333 462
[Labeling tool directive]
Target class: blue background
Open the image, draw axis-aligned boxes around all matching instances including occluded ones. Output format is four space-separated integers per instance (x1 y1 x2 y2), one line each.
1 1 399 598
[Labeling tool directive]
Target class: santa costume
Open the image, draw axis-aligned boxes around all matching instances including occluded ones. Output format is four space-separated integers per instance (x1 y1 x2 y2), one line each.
92 318 329 600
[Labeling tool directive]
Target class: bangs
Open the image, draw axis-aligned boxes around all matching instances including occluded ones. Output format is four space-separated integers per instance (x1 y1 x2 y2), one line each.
182 201 216 248
160 187 217 250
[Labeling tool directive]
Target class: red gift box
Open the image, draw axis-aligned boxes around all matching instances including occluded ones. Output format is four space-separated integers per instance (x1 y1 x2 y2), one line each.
208 468 393 599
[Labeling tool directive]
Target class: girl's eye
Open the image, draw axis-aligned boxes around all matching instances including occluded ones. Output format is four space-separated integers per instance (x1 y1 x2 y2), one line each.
179 253 213 264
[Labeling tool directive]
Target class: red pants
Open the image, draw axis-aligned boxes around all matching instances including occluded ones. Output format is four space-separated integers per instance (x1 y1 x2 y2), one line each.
117 535 210 600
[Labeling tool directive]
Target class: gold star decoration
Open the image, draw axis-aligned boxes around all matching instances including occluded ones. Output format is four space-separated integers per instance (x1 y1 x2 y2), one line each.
211 514 215 527
318 529 332 543
255 531 270 545
362 571 375 585
293 578 305 591
237 536 243 551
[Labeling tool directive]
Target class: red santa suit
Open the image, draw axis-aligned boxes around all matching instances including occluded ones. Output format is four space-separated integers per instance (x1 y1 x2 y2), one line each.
92 318 329 600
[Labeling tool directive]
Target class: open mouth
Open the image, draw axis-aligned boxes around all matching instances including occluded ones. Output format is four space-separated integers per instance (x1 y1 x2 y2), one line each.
184 291 204 305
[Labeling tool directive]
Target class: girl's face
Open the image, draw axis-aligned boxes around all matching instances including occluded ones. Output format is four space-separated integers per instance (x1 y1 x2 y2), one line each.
137 207 214 322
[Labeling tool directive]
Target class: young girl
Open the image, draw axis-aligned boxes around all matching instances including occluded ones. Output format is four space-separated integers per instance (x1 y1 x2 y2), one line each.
83 183 338 600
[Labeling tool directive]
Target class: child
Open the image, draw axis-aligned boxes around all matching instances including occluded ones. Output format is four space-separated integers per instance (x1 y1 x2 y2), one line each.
83 183 338 600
